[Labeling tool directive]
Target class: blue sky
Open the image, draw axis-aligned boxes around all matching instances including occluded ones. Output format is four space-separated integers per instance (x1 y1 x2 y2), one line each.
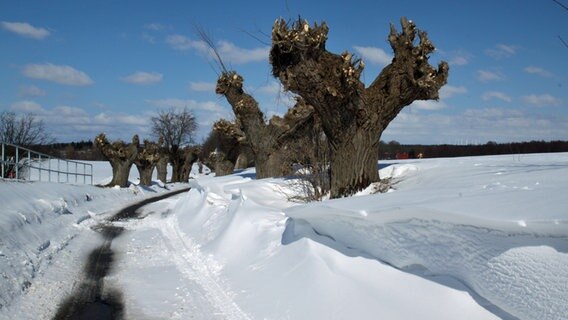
1 0 567 144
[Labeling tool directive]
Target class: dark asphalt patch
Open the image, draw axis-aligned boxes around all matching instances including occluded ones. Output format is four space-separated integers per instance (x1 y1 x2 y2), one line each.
52 187 190 320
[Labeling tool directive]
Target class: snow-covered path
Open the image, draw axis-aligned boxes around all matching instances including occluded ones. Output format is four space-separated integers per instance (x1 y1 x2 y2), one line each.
110 196 251 319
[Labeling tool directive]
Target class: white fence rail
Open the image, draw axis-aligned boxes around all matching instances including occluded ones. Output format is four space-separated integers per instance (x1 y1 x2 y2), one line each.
1 142 93 184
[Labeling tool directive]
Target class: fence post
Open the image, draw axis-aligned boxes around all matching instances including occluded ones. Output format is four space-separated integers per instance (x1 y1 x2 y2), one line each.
15 147 19 180
38 154 42 182
1 143 4 178
28 151 31 180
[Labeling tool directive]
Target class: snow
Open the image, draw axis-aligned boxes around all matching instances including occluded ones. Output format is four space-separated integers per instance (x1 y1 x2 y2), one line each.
1 153 567 319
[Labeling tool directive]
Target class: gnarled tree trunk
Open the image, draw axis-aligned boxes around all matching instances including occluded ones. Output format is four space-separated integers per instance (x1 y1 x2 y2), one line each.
270 17 449 198
216 74 315 179
134 139 162 186
156 154 168 183
209 151 235 176
209 119 243 176
181 147 200 181
170 146 200 182
95 133 139 188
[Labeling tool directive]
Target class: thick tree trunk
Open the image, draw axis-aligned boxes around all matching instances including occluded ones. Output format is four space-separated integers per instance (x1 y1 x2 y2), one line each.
109 160 133 188
181 151 199 181
329 130 379 198
136 165 154 186
215 159 235 176
156 156 168 183
254 151 280 178
170 147 183 183
234 153 248 170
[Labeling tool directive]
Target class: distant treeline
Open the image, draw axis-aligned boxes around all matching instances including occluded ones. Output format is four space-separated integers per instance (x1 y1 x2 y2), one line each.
28 139 568 161
380 140 568 159
31 140 105 161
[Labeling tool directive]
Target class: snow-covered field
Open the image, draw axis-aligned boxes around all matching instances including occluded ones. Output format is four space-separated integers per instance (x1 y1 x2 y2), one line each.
1 153 567 319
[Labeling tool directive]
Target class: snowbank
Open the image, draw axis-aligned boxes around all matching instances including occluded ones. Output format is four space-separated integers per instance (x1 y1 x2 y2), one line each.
285 154 568 320
0 160 194 316
171 169 500 319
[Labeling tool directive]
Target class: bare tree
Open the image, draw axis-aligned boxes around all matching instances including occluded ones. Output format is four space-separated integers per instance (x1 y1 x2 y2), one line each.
151 107 197 148
0 111 53 147
270 17 449 198
95 133 139 187
151 107 198 182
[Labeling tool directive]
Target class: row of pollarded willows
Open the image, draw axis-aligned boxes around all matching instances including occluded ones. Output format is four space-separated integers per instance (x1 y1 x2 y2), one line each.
94 108 201 188
94 133 201 188
209 17 448 199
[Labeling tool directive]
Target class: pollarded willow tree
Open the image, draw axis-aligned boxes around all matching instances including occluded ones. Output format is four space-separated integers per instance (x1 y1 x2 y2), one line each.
209 119 245 176
95 133 139 187
270 17 449 198
216 72 315 179
134 139 162 186
169 146 200 182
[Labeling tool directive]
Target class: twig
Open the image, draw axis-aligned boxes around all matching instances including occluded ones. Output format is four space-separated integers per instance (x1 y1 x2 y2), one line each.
559 35 568 49
553 0 568 11
195 25 228 73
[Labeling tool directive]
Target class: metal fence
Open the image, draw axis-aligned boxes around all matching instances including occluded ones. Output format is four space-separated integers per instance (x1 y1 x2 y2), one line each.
1 142 93 184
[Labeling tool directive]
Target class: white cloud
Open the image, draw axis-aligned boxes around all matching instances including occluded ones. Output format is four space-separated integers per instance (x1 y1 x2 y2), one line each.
141 33 156 44
1 21 50 39
481 91 512 103
146 98 227 114
18 85 46 97
440 85 467 99
449 56 469 66
22 63 93 86
189 82 216 92
257 82 282 95
353 46 392 66
524 66 553 78
10 100 44 113
8 101 152 142
216 41 269 64
166 35 268 64
408 100 448 111
93 112 148 126
485 44 518 59
383 106 567 144
522 94 562 107
463 107 523 119
165 34 202 51
122 71 163 85
145 23 168 31
477 70 504 82
406 85 464 111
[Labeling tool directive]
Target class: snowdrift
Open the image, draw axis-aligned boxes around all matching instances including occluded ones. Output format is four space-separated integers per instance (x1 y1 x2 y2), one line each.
172 153 568 319
285 154 568 320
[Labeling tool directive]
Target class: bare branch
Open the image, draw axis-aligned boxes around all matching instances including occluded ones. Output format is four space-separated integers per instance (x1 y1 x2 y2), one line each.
195 26 228 73
560 35 568 49
553 0 568 11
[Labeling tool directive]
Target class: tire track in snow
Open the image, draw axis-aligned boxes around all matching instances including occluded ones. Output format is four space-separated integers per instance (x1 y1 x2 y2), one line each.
160 216 251 320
